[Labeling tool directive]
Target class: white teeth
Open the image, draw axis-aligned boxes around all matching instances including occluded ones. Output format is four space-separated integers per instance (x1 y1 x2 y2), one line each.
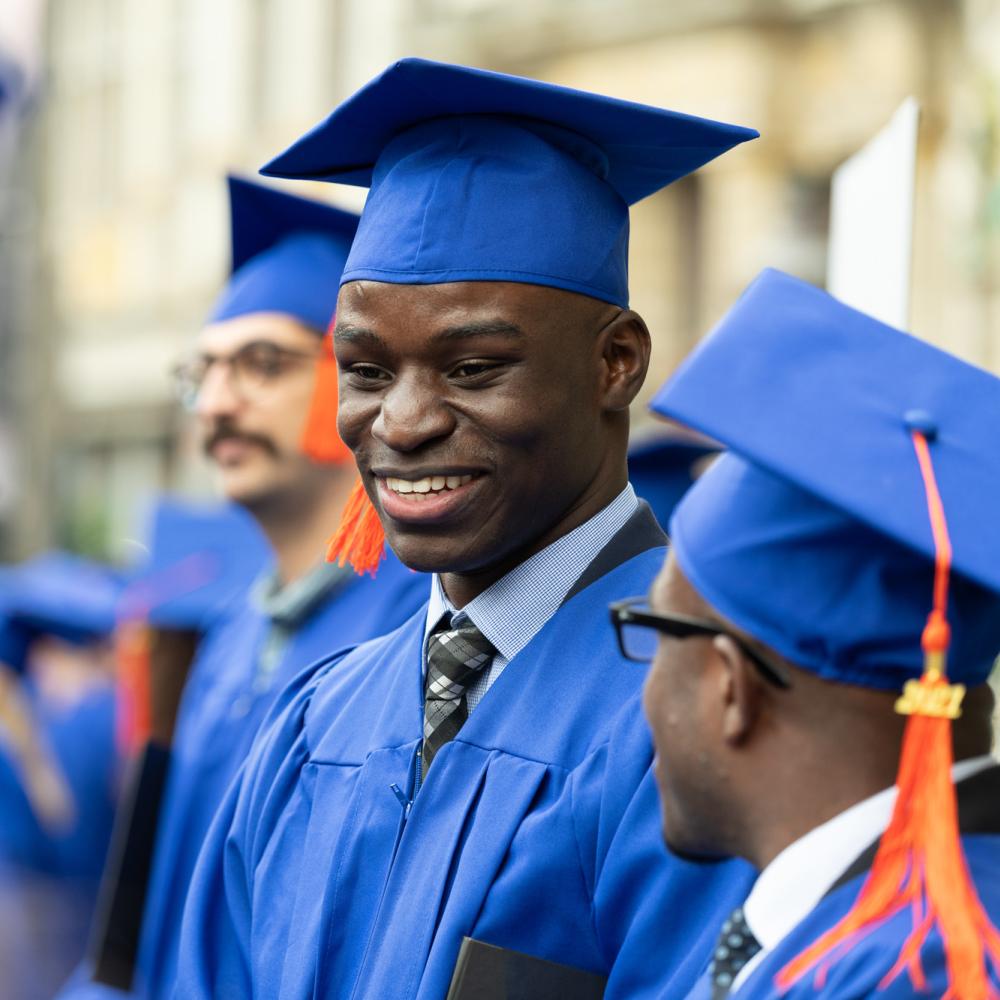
385 473 477 496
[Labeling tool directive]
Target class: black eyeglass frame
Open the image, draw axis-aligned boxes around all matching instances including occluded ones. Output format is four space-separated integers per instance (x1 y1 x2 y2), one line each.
170 341 322 411
609 597 792 690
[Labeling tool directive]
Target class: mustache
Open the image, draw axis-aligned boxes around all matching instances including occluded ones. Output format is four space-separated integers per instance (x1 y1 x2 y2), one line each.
203 423 279 459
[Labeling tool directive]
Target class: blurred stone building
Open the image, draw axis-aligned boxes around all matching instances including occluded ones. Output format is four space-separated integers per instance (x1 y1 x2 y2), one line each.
3 0 998 560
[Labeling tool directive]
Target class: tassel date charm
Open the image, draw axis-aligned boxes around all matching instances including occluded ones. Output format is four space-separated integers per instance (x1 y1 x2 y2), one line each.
895 676 965 720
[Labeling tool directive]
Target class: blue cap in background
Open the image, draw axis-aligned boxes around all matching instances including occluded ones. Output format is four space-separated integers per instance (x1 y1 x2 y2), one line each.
628 432 719 530
208 175 360 332
0 553 125 674
120 497 271 632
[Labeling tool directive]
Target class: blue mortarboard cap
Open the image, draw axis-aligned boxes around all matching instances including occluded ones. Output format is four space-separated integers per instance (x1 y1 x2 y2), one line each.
0 617 34 673
261 58 758 309
650 268 1000 690
0 553 125 672
208 175 360 331
120 497 271 631
628 433 719 529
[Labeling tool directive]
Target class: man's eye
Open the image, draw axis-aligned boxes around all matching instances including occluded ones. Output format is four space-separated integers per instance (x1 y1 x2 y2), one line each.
249 359 284 377
241 349 285 377
348 364 390 384
450 361 500 380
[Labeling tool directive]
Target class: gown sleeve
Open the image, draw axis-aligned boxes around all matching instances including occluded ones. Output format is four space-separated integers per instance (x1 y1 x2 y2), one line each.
171 654 345 1000
469 691 756 999
570 698 756 1000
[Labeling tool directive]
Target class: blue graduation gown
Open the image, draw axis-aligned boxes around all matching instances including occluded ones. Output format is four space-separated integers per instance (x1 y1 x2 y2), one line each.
0 682 119 999
0 681 118 878
175 539 754 999
0 858 107 1000
62 554 427 1000
684 772 1000 999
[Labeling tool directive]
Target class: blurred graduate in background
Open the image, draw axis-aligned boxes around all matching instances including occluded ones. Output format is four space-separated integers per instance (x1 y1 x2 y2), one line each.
627 431 718 531
0 553 123 1000
59 175 428 1000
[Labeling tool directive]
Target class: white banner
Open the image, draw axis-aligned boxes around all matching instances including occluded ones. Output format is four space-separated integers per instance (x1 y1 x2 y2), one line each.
0 0 45 108
827 97 920 330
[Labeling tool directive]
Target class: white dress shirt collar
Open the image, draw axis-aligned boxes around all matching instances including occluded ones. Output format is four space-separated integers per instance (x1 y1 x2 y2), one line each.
735 754 997 991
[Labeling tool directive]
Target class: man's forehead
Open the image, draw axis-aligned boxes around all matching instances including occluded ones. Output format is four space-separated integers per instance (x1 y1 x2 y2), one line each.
198 312 321 353
336 278 610 332
651 553 709 616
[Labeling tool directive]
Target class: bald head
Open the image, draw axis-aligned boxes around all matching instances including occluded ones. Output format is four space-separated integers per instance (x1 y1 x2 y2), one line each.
643 552 995 868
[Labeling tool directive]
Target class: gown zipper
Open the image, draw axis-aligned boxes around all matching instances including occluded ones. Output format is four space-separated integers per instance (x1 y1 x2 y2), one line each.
346 743 422 999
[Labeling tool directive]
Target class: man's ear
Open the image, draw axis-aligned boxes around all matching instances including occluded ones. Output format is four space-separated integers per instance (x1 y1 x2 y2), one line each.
597 310 651 411
713 634 765 746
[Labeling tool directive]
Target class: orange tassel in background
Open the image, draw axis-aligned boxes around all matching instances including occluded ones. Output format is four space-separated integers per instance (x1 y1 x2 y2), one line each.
304 320 386 576
776 430 1000 999
114 619 152 757
326 477 386 577
300 324 352 465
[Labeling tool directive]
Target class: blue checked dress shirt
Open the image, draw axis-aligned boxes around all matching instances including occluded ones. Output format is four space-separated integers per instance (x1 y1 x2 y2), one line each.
423 484 639 711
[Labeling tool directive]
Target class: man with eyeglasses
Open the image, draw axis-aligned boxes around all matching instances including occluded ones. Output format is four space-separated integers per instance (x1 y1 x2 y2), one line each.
174 60 758 1000
628 269 1000 998
59 177 427 1000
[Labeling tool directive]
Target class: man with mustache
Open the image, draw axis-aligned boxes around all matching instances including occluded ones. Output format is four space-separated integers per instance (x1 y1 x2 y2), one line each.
60 177 427 1000
175 60 758 1000
635 269 1000 998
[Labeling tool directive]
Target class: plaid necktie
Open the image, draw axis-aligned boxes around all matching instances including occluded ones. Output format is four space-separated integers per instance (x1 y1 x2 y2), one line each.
423 616 495 774
710 906 762 999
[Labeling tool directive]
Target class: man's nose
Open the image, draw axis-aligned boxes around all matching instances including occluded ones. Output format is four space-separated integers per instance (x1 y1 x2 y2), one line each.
370 375 456 453
194 363 242 422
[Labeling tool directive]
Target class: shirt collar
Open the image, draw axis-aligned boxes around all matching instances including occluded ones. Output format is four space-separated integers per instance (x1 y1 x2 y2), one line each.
251 560 353 630
423 484 638 661
743 754 998 956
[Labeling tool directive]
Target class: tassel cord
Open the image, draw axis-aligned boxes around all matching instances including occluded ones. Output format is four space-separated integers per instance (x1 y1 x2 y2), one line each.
775 430 1000 999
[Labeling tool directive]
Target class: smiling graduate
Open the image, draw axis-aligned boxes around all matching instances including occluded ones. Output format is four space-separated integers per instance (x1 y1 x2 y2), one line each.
173 58 759 1000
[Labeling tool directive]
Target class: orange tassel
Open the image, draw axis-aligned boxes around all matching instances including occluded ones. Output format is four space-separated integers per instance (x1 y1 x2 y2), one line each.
776 431 1000 999
326 477 386 577
300 323 352 464
114 619 152 757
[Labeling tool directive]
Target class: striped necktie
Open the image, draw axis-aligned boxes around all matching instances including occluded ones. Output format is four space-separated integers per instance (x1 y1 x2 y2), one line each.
423 616 495 773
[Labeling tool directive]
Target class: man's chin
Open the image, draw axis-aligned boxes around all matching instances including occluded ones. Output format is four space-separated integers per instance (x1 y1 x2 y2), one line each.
662 826 729 865
383 524 517 577
214 468 274 510
384 535 480 575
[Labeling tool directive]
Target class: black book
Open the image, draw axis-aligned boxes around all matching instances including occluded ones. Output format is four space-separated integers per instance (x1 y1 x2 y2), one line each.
87 741 171 989
86 626 200 988
446 937 607 1000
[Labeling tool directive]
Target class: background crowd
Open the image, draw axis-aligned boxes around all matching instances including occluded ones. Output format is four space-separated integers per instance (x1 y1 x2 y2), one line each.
1 3 999 1000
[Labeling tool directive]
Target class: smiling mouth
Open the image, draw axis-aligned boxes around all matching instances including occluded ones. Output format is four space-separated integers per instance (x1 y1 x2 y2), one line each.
374 472 485 523
383 474 476 498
